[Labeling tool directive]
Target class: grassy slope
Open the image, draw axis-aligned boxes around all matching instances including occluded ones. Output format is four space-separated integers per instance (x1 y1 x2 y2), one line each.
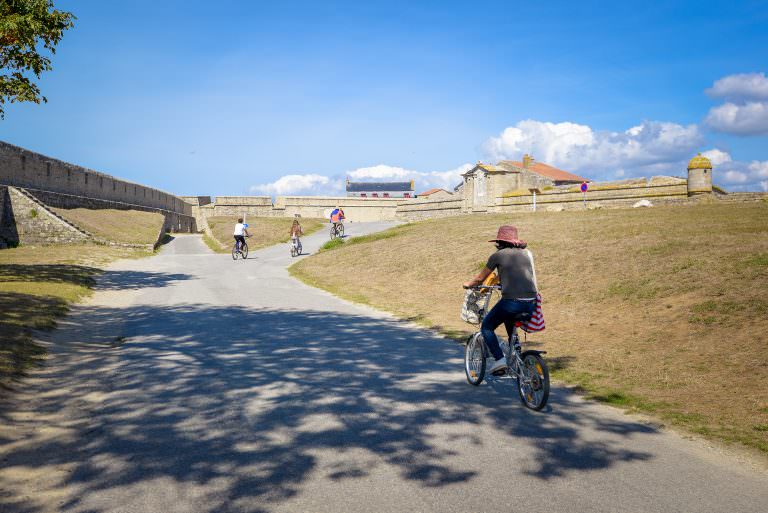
0 244 152 387
53 208 165 245
290 202 768 453
206 216 325 252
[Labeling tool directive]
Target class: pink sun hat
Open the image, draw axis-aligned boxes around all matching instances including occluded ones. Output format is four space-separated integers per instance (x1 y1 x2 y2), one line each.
489 225 526 245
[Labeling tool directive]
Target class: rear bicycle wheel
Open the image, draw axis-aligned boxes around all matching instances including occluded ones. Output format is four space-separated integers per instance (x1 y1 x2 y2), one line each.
297 241 302 255
464 333 486 386
232 244 239 260
517 353 550 410
241 243 249 259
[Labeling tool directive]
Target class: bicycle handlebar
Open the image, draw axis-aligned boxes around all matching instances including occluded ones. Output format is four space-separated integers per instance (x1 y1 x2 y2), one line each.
463 284 501 290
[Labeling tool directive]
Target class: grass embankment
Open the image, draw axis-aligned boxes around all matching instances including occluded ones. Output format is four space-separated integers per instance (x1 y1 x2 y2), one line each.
53 208 165 245
0 244 152 388
205 216 325 252
290 202 768 453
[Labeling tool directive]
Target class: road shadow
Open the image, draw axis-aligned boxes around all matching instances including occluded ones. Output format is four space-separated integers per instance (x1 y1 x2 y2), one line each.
0 264 191 291
0 268 192 390
0 304 658 512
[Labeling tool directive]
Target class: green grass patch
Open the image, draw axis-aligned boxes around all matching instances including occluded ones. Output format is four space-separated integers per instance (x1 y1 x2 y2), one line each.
320 238 345 251
202 231 225 252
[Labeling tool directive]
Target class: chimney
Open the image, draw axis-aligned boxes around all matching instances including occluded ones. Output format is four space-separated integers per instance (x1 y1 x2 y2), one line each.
523 154 534 169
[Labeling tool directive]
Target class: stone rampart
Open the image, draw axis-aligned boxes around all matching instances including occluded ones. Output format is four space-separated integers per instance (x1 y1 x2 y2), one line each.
197 196 403 222
496 181 690 212
0 186 89 246
395 197 465 221
0 140 193 218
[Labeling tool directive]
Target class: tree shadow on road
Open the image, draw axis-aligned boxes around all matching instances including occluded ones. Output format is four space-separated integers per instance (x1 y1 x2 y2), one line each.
0 304 657 513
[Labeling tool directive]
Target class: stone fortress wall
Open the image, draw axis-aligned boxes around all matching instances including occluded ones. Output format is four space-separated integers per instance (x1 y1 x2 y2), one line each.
182 176 766 227
181 195 403 224
0 141 197 246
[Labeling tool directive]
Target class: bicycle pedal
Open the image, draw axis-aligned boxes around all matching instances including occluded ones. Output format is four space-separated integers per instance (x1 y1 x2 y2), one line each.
491 368 507 377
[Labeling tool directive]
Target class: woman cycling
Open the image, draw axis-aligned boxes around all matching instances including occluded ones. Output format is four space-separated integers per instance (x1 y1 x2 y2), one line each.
290 219 303 249
463 225 538 375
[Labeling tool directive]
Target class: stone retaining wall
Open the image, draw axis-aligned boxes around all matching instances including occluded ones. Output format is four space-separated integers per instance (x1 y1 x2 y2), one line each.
0 186 89 246
187 196 404 223
24 188 196 233
0 140 193 218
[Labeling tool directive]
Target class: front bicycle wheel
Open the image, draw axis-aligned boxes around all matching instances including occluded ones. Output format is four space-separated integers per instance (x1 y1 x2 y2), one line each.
297 241 302 255
517 353 550 410
241 243 249 259
330 225 337 239
465 333 486 386
337 224 344 237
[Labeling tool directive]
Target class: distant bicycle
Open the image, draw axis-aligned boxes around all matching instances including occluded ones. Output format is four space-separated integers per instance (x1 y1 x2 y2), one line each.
330 222 344 240
463 285 550 410
290 238 302 257
232 236 249 260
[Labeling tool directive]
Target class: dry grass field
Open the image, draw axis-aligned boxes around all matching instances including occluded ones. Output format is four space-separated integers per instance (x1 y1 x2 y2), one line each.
291 202 768 453
0 244 152 388
206 216 325 252
53 208 165 245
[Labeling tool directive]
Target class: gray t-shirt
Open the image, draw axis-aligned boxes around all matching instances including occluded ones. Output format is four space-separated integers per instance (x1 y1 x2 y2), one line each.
486 248 538 300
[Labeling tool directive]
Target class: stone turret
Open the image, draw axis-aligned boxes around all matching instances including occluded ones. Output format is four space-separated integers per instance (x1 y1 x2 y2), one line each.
687 153 713 195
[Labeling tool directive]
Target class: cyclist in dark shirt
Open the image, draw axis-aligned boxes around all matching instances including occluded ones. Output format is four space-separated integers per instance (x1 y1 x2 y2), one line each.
464 225 538 375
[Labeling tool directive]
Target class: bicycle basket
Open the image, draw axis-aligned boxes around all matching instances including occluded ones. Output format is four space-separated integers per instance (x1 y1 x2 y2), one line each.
460 289 488 325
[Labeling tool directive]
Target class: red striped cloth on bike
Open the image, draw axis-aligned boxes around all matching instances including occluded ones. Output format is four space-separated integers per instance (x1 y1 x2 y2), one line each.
521 293 545 333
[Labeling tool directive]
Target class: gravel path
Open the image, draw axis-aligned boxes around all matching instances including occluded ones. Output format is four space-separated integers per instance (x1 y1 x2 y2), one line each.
1 223 766 513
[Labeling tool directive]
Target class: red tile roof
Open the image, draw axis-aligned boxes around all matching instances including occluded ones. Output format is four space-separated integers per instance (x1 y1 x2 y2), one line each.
418 188 447 196
500 160 586 183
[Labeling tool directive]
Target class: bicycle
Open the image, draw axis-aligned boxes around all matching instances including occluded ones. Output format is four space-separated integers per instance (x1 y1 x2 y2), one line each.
290 237 302 257
463 285 550 410
329 222 344 239
232 236 249 260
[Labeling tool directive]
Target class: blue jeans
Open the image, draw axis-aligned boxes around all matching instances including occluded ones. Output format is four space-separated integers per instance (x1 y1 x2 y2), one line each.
481 299 536 360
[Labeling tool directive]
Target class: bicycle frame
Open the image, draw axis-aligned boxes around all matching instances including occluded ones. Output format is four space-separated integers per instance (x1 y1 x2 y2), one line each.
468 285 546 376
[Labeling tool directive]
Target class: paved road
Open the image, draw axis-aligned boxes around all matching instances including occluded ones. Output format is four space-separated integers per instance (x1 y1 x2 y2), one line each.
1 223 767 513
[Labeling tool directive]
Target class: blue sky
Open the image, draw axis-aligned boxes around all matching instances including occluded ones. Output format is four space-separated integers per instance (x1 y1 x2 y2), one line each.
1 0 767 194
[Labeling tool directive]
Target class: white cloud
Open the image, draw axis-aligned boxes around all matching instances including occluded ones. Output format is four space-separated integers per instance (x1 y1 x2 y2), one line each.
706 72 768 102
250 174 340 196
723 170 748 183
249 163 473 197
704 72 768 135
747 160 768 178
701 148 732 166
350 163 472 192
482 119 702 180
705 101 768 135
713 158 768 191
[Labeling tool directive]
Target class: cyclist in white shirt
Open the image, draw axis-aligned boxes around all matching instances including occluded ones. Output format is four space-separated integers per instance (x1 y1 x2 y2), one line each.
233 218 250 251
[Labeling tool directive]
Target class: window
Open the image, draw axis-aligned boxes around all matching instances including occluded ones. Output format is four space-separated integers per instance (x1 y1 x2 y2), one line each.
372 193 378 197
360 193 367 197
46 163 51 177
404 193 411 198
383 193 390 198
84 173 88 184
20 155 26 170
99 177 103 188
